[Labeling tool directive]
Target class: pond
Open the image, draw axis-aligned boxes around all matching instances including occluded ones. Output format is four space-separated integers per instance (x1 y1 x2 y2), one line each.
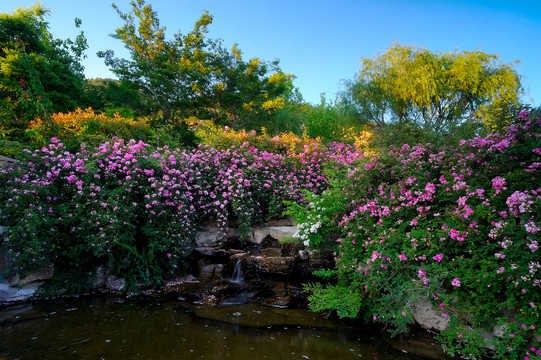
0 296 429 360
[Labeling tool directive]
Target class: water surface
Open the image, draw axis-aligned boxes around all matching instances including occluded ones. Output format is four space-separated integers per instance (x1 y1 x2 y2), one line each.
0 296 424 360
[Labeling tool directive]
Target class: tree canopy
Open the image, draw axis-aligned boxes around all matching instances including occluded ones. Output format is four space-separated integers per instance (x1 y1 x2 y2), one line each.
0 3 87 139
99 0 295 129
340 42 523 134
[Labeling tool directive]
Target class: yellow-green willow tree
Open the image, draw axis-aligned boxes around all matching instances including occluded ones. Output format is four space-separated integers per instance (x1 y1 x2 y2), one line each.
344 43 523 133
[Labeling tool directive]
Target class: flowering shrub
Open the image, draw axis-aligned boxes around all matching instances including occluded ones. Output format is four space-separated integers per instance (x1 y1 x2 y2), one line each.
0 137 331 290
290 112 540 359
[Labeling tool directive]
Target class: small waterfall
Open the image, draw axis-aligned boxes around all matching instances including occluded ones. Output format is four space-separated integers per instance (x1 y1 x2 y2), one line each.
230 260 245 284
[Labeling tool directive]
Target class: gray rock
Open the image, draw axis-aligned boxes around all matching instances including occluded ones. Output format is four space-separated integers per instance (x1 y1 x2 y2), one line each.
253 226 298 244
9 263 54 286
196 229 220 246
266 217 295 226
105 275 126 292
298 250 309 261
92 266 107 289
411 299 450 332
0 279 41 302
199 264 224 283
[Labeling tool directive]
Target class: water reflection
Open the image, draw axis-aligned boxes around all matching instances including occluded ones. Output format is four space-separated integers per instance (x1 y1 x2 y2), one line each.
0 296 424 360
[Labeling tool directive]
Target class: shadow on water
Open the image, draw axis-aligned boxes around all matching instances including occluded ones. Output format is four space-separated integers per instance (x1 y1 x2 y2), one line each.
0 296 431 360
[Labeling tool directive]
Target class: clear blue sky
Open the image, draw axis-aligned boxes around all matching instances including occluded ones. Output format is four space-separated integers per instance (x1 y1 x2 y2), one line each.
3 0 540 106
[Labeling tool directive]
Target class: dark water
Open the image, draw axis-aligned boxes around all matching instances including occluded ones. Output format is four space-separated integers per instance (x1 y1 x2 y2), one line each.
0 296 423 360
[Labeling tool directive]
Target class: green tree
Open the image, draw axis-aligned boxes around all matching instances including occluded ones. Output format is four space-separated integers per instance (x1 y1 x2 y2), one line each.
341 42 523 134
0 3 87 140
98 0 214 126
208 44 296 130
81 78 141 117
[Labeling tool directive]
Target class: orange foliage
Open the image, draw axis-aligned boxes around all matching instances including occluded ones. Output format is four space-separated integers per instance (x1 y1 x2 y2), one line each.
28 108 149 147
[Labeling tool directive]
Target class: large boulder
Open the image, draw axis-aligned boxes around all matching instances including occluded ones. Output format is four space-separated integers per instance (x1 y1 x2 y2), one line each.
253 226 298 244
410 299 450 332
9 263 54 286
0 280 42 303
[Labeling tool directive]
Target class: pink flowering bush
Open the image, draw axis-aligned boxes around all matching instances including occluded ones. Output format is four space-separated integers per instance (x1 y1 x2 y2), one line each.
0 138 331 291
293 113 540 359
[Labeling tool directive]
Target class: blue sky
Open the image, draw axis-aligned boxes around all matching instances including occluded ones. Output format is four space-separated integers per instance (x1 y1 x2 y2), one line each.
3 0 540 106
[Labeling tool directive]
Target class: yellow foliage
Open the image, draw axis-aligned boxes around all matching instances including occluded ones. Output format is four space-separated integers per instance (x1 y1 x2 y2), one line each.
262 98 285 112
231 44 242 61
247 58 260 75
267 72 295 84
242 101 255 112
28 108 148 146
357 42 522 130
196 123 320 154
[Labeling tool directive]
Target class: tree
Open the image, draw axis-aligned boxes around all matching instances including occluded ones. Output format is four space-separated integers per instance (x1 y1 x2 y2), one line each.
0 3 88 140
100 0 297 132
81 78 141 116
207 43 296 129
340 42 523 134
98 0 214 126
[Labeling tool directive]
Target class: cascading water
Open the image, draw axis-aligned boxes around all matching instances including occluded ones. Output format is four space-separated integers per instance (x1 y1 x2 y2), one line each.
230 260 245 284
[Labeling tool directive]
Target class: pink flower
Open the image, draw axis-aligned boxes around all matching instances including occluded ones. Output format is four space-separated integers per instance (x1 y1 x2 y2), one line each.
432 254 443 262
452 278 461 287
399 253 407 261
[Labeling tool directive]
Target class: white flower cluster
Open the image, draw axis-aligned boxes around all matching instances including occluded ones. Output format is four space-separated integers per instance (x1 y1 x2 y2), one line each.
292 200 325 247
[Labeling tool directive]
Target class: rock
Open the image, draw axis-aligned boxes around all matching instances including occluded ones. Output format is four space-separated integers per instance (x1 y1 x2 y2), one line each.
253 226 298 244
0 279 41 303
196 228 220 246
411 299 450 332
266 217 295 226
192 247 231 258
9 263 54 286
92 266 107 289
164 277 206 300
307 249 334 269
105 275 126 292
298 250 309 261
253 229 271 244
244 255 295 278
199 264 224 284
261 248 282 257
492 324 507 339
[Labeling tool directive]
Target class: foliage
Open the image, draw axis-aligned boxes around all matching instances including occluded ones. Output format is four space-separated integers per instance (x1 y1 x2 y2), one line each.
0 137 332 290
340 42 523 134
27 108 154 151
0 139 24 158
196 122 321 154
0 3 87 140
207 43 295 129
98 0 215 125
289 112 540 359
81 78 141 115
99 0 297 134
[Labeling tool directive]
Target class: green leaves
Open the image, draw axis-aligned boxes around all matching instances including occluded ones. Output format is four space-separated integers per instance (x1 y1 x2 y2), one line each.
0 3 87 140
